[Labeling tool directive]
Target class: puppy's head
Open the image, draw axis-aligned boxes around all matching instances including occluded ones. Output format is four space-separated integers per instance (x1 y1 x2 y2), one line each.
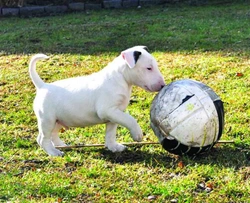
121 46 165 92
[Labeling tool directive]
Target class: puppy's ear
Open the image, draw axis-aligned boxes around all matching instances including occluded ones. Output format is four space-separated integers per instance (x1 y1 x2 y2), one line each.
133 51 142 64
135 45 150 53
142 46 150 53
121 50 141 69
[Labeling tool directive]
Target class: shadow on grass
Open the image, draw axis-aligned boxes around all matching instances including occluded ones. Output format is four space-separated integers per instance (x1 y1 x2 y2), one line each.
13 144 249 176
93 144 250 169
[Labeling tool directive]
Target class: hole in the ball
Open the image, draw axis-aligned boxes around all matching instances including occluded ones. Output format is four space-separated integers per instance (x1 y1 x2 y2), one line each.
181 94 195 104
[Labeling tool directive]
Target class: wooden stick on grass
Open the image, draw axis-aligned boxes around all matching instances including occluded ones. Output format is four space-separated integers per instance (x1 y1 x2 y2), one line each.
56 140 234 150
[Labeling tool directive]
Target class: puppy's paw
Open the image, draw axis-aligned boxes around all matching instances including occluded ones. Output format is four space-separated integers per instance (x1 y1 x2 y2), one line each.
106 142 126 152
52 139 67 147
131 126 143 142
45 147 65 156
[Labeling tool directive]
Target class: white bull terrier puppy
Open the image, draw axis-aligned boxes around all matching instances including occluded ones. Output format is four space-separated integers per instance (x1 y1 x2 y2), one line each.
29 46 165 156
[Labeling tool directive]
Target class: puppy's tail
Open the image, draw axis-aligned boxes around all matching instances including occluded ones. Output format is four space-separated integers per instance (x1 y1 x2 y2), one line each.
29 54 49 89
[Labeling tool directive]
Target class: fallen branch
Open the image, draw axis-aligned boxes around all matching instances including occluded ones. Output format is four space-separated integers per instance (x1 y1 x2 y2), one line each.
216 140 235 144
56 140 234 150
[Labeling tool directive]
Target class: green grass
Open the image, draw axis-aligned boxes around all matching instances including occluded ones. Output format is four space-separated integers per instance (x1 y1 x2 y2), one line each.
1 1 250 202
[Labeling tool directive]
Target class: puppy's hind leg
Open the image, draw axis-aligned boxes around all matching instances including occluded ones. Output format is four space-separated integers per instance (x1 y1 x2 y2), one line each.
37 119 64 156
105 122 126 152
36 132 42 147
51 122 67 147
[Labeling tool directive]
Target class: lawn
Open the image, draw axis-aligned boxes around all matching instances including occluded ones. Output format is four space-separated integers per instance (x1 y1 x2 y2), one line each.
0 1 250 202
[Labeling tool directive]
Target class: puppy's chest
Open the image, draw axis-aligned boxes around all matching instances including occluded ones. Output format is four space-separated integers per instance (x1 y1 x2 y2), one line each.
119 98 129 111
117 92 131 111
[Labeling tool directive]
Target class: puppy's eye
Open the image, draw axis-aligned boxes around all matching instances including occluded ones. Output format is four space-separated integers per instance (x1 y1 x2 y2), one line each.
147 67 152 70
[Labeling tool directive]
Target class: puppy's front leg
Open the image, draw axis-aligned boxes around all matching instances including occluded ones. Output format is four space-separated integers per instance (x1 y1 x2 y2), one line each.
105 122 126 152
104 109 143 143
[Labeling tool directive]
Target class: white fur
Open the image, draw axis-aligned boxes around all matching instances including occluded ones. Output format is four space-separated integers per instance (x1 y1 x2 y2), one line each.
29 46 165 156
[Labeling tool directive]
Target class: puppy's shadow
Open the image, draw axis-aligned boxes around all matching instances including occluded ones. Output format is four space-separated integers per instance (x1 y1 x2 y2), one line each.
94 145 250 169
97 146 176 168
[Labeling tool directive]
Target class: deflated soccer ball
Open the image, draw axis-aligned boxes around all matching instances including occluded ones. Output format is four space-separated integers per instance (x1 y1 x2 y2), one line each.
150 79 224 156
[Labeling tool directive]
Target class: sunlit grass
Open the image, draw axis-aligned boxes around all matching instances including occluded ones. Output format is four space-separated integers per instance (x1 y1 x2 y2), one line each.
1 1 250 202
